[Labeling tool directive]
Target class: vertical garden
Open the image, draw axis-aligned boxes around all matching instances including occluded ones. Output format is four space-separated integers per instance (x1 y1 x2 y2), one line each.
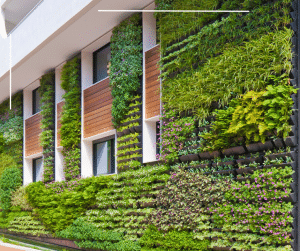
0 0 297 250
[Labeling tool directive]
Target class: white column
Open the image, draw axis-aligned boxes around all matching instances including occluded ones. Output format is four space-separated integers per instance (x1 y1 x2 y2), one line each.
55 63 65 182
81 51 94 178
142 2 159 163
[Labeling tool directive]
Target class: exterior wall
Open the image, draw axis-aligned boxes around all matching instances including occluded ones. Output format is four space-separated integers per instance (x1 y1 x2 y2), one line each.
0 0 94 78
142 3 159 163
25 113 43 157
23 79 43 185
145 45 160 119
81 31 117 179
18 2 160 183
83 78 114 138
55 63 65 181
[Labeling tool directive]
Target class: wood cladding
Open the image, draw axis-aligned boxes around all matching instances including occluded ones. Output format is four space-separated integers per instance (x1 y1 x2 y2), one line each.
25 113 42 157
57 101 64 147
145 45 160 119
83 78 114 138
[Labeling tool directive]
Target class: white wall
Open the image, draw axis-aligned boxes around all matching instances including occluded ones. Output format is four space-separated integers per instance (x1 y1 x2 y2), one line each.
142 2 159 163
55 63 65 182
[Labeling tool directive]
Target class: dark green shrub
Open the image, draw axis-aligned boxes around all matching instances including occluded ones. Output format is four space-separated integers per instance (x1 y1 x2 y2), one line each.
57 218 141 251
60 57 81 181
25 175 112 232
110 14 143 126
39 72 56 183
140 225 210 251
0 167 22 214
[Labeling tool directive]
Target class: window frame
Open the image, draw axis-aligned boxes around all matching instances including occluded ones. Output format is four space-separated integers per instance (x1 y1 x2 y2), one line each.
32 87 41 115
156 121 161 156
93 43 111 84
33 157 43 182
93 135 115 176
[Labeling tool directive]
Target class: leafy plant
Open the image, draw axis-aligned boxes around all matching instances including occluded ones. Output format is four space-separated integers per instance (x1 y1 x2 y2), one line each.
140 225 210 251
0 167 22 214
39 72 55 183
110 14 143 126
60 57 81 181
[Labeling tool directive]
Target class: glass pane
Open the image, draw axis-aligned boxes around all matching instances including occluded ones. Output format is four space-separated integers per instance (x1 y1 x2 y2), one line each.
35 158 43 182
96 142 109 175
94 45 111 83
35 89 42 113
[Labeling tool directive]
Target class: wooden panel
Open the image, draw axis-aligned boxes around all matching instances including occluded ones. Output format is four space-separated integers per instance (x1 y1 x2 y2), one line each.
57 101 64 147
25 113 43 157
145 45 161 119
84 78 114 138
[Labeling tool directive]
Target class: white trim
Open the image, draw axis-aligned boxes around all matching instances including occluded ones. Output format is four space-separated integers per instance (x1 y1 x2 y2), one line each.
83 76 109 91
24 152 43 160
144 44 160 53
83 129 116 142
145 115 160 122
25 110 41 120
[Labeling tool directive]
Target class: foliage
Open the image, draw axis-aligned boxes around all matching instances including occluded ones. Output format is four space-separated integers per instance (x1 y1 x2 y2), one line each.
25 175 112 232
57 218 141 251
83 165 169 241
11 186 33 211
8 215 50 236
39 72 55 183
158 108 196 163
0 92 23 169
140 225 210 251
159 0 292 77
211 166 294 246
146 169 230 233
0 116 23 144
0 167 22 214
117 95 142 171
60 57 81 181
162 28 293 118
110 14 143 126
0 153 18 179
156 0 291 50
203 82 297 150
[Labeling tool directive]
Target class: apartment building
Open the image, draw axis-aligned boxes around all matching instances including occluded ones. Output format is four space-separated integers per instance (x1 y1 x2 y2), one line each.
0 0 160 185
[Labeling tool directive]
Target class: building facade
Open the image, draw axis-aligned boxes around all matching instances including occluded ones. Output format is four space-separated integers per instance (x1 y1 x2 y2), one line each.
0 0 160 185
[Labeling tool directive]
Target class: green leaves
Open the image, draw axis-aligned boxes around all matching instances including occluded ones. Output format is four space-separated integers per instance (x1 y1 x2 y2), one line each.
162 28 293 118
39 72 56 183
0 167 22 215
110 14 143 126
60 57 81 181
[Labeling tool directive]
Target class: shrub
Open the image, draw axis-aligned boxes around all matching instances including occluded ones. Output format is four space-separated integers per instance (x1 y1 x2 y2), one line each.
0 167 22 214
57 218 141 251
11 186 32 211
0 153 18 178
140 225 210 251
25 175 112 232
110 14 143 126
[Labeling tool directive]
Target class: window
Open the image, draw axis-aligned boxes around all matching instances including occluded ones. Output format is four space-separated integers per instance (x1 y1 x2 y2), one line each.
32 87 41 114
33 157 43 182
156 121 161 156
93 43 111 83
93 137 115 176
